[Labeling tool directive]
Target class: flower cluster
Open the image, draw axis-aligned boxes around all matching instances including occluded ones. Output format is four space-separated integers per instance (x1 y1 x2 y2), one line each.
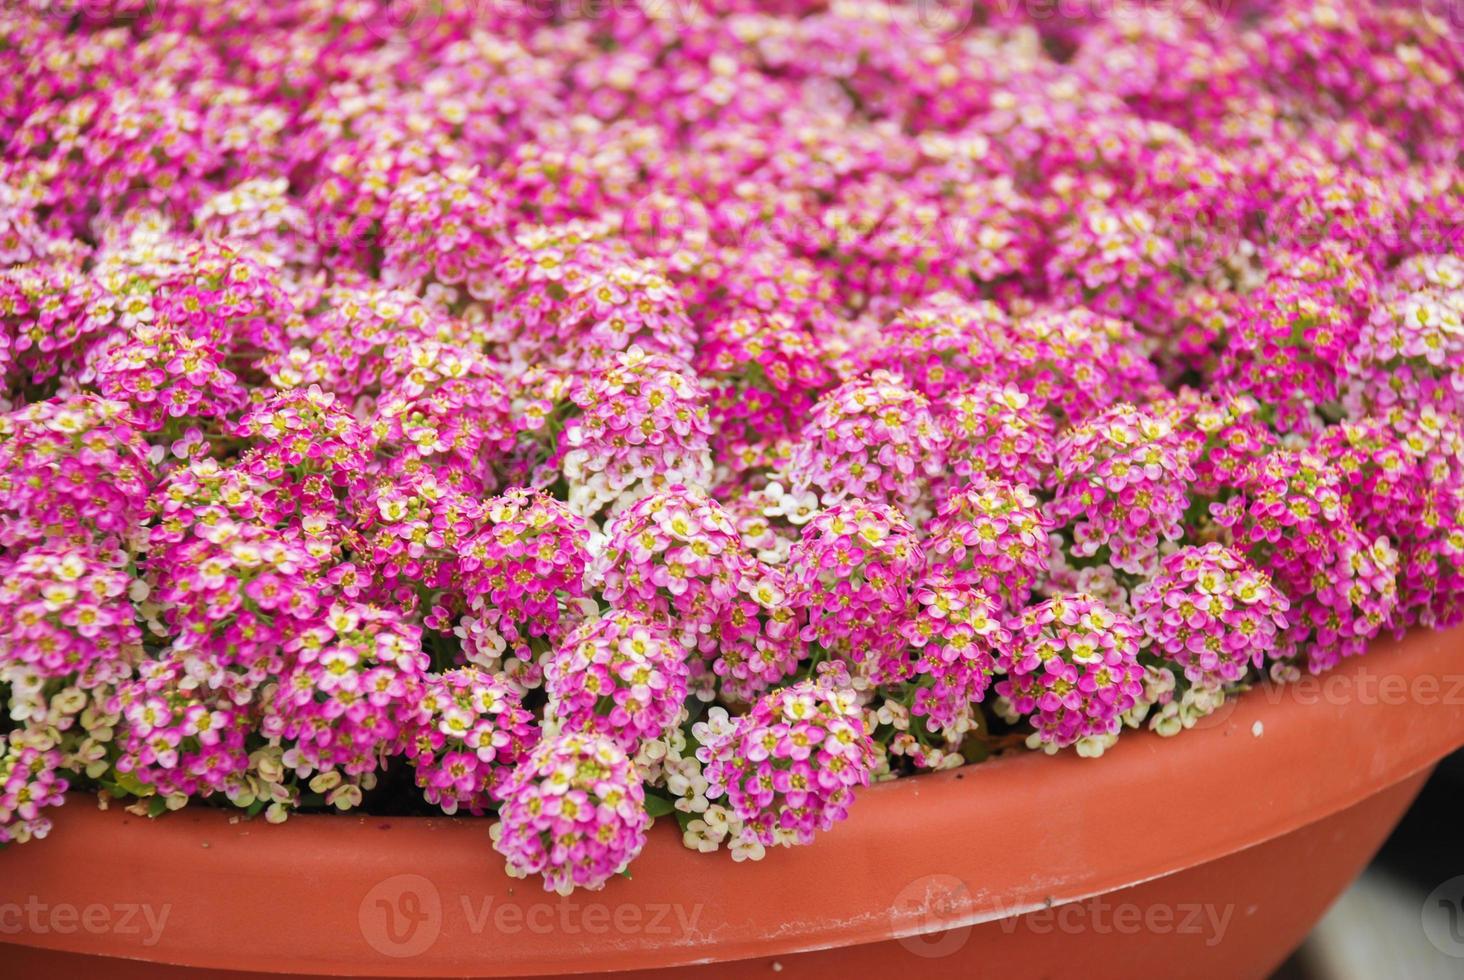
459 489 591 661
556 347 715 518
352 471 481 629
0 546 140 686
1134 544 1291 686
1046 205 1179 332
785 502 925 686
544 611 688 752
492 238 697 372
263 603 428 785
596 486 748 644
381 165 507 303
999 594 1147 756
234 386 373 511
1345 262 1464 439
926 481 1050 614
371 341 518 492
696 678 879 849
408 668 539 816
1314 418 1464 632
492 733 650 895
5 0 1464 892
111 659 252 804
1213 451 1400 674
787 371 948 515
0 264 106 400
0 395 152 550
1218 273 1359 433
1050 404 1197 575
0 739 68 844
940 384 1056 492
903 579 1011 731
151 521 323 702
697 310 832 475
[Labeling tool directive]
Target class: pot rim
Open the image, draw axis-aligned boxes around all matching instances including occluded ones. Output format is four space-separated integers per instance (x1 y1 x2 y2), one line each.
3 626 1463 976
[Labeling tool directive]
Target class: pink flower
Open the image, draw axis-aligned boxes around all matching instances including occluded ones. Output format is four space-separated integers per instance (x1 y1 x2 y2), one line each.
698 673 878 849
493 733 649 894
998 594 1146 754
544 609 688 753
408 667 539 815
1134 544 1290 686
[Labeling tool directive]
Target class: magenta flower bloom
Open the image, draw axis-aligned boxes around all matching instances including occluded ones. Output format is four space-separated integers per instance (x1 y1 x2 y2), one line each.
459 488 591 658
0 544 140 686
998 593 1146 755
1213 451 1399 674
0 264 110 398
863 296 1013 401
149 520 324 702
939 383 1055 493
493 732 650 895
786 500 925 686
0 739 68 845
597 485 750 647
1134 544 1291 687
926 480 1050 614
111 659 251 803
1314 418 1464 633
697 677 878 849
544 609 688 754
380 165 507 303
490 233 697 373
0 395 153 551
554 346 714 518
697 310 832 476
903 577 1011 730
264 602 429 782
788 370 948 515
408 668 540 816
1050 403 1196 575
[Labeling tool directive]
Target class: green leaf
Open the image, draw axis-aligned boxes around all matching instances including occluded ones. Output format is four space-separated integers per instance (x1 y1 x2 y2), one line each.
643 792 677 818
146 797 169 818
113 770 151 799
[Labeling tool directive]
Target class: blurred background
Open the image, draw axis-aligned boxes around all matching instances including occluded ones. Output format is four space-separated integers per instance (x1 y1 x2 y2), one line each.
1275 751 1464 979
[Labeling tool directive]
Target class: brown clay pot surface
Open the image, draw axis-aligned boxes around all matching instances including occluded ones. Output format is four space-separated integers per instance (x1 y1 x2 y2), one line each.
3 626 1462 979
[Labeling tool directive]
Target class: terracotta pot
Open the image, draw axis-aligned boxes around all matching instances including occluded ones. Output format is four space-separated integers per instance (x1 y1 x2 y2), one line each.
3 627 1463 979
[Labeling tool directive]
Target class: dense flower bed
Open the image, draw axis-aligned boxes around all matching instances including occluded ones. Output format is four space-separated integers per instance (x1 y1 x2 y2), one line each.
2 0 1463 894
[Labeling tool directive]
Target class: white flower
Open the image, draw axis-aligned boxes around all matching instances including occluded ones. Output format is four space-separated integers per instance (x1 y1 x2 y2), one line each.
1074 732 1118 758
730 837 767 862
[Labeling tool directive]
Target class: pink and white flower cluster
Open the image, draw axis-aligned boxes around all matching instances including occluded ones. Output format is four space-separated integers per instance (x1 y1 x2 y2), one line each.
696 676 879 850
2 0 1463 894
